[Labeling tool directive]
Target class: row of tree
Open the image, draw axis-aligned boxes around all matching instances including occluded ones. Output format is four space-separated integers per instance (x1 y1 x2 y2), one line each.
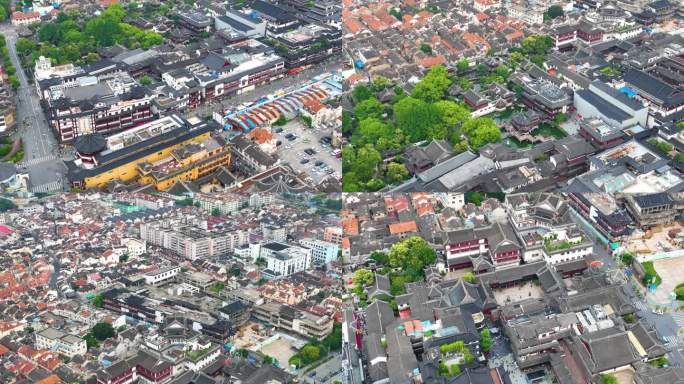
0 35 19 89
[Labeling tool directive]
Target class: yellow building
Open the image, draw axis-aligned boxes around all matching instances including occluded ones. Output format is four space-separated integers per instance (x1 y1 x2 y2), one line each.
68 115 230 191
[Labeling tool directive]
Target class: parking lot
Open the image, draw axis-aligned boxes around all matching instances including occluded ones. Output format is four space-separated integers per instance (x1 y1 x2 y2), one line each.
300 354 342 384
274 119 341 185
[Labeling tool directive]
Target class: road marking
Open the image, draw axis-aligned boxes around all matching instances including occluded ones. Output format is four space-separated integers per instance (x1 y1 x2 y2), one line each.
30 181 63 193
670 312 684 327
19 155 57 168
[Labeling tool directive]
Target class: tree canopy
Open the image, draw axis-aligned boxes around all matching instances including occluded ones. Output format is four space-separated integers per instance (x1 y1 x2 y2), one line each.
388 237 437 279
411 65 452 103
91 322 116 341
352 269 374 287
29 5 163 66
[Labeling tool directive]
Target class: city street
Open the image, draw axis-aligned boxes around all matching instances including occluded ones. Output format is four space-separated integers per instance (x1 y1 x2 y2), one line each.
0 24 67 193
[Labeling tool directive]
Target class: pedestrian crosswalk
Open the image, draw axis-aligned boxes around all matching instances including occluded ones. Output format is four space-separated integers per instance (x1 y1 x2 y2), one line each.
663 335 681 349
30 181 63 193
19 155 57 168
670 312 684 327
633 300 649 312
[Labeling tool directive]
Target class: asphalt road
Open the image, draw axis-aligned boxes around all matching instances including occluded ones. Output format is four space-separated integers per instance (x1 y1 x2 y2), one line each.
0 24 67 192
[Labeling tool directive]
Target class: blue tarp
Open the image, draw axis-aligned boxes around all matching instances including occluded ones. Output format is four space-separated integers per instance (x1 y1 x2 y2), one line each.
619 87 637 98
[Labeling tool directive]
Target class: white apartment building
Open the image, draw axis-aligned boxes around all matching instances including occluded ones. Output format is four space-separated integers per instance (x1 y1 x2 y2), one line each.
122 238 146 258
36 328 87 357
259 241 312 279
140 220 249 260
299 238 340 265
194 193 246 215
144 266 181 285
436 193 465 211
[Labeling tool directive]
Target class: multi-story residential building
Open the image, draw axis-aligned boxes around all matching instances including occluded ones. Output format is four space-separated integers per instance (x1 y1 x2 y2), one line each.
35 328 87 358
0 103 16 134
506 313 578 368
299 238 340 265
278 0 341 25
252 302 334 339
144 266 181 285
258 241 312 279
67 115 229 191
566 193 632 241
140 219 251 260
10 11 40 26
261 223 287 243
194 193 247 215
436 193 466 211
324 226 343 245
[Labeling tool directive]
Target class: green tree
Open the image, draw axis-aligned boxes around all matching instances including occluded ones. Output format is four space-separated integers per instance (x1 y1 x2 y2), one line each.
15 38 36 56
92 294 104 308
434 100 470 129
355 118 393 146
411 65 452 103
91 322 116 341
299 345 321 364
352 268 374 287
0 6 6 22
546 5 564 19
139 75 152 86
370 251 389 266
480 329 492 353
393 96 439 142
600 374 618 384
38 23 62 44
352 84 373 103
494 64 510 80
386 162 409 184
388 237 437 278
119 254 129 262
456 58 469 73
461 117 501 150
463 272 476 284
420 43 432 54
354 97 384 121
371 76 391 91
211 208 221 216
84 334 100 349
352 144 382 182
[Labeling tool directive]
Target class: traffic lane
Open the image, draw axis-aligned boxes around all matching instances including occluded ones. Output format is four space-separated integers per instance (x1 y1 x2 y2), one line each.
274 120 340 184
6 31 55 161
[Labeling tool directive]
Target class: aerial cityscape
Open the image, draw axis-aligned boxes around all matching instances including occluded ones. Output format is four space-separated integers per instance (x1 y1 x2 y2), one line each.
1 0 684 383
341 0 683 193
